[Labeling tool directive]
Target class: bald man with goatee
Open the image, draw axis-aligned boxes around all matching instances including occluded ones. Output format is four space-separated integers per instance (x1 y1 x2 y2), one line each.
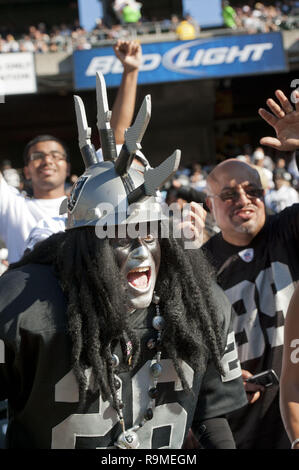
202 90 299 449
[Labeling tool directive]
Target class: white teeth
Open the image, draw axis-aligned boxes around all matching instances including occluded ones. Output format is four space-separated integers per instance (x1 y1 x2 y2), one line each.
129 267 149 273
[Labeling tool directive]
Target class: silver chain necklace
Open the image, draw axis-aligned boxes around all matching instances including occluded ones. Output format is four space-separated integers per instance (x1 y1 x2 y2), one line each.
111 293 164 449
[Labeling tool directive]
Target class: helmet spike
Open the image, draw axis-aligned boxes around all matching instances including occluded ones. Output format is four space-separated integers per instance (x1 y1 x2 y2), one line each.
128 150 181 204
114 95 151 176
74 95 99 169
96 72 117 162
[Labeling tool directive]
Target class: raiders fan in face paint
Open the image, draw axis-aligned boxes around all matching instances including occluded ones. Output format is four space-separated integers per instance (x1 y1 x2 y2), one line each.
203 90 299 449
0 74 246 449
0 39 142 265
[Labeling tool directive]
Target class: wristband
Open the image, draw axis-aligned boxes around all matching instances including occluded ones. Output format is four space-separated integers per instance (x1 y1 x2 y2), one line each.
291 438 299 449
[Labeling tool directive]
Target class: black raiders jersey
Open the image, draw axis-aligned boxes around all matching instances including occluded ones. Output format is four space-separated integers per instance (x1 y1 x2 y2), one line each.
203 204 299 448
0 263 246 449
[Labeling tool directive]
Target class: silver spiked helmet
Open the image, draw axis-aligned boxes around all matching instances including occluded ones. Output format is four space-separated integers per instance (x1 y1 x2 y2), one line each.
60 72 181 230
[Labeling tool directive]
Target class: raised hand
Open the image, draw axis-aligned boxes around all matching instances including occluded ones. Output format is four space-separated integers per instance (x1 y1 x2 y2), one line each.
113 39 142 72
258 89 299 151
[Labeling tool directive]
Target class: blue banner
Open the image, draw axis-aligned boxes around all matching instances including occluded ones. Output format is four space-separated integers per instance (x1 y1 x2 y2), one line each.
73 32 287 90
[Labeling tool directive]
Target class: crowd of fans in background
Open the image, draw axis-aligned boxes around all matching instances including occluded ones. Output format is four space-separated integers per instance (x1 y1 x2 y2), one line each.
1 144 299 263
222 0 299 32
0 0 298 54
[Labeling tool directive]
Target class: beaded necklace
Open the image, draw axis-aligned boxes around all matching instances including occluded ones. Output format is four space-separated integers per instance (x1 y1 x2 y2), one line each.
112 293 164 449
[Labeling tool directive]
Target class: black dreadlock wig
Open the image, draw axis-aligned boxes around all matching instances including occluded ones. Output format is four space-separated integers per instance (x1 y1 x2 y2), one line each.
12 228 226 411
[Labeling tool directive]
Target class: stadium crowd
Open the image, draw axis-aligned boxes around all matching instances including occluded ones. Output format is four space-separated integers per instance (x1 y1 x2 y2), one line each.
1 23 299 450
1 143 299 266
2 80 299 449
0 0 298 54
223 0 299 31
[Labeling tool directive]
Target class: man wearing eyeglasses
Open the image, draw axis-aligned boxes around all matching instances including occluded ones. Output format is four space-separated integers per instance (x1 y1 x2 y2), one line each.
0 40 142 264
202 89 299 449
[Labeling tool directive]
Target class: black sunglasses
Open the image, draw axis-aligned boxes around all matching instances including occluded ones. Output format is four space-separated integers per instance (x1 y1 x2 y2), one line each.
211 187 264 202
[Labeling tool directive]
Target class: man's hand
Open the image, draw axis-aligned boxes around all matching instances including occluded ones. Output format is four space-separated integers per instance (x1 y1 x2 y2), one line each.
179 202 207 249
242 369 265 404
258 89 299 151
113 39 142 73
110 40 142 144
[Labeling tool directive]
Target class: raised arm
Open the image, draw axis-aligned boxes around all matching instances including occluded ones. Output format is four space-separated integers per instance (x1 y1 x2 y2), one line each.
110 40 142 144
258 89 299 151
280 283 299 449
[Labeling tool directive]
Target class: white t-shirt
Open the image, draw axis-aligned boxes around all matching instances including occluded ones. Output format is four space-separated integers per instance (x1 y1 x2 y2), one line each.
265 185 299 213
23 215 67 253
0 175 66 263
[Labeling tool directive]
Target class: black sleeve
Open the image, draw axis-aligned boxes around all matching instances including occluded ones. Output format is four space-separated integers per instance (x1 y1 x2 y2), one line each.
195 417 236 449
191 301 247 428
0 353 9 401
269 204 299 242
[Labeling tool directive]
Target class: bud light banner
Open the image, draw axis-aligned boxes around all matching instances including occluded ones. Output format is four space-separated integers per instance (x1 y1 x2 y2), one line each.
73 32 287 90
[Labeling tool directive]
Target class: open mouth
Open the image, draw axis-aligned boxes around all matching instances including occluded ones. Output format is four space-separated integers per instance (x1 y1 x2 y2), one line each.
127 266 151 290
234 208 255 218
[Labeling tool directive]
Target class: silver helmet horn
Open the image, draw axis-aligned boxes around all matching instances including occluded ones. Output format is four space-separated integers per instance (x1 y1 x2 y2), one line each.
60 72 181 230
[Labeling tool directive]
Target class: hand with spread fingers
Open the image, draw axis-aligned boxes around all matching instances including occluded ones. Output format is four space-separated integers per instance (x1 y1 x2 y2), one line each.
258 89 299 151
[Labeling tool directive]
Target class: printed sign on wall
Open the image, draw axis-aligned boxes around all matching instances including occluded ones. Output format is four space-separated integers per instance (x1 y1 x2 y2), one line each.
0 52 37 96
73 32 287 89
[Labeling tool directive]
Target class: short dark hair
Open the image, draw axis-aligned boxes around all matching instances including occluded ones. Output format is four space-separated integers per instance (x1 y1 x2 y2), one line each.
23 135 70 165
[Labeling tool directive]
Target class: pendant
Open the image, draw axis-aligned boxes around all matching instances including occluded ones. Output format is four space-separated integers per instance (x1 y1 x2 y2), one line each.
115 430 140 449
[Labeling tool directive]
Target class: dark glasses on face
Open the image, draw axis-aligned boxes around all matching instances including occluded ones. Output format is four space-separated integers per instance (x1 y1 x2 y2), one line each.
211 187 264 202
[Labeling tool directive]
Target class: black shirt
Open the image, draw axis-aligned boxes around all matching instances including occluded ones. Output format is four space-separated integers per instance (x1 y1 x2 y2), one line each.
0 263 246 449
203 204 299 448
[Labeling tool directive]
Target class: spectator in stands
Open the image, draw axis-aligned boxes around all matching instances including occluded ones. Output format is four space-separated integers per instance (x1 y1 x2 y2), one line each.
169 14 180 32
252 148 274 189
2 34 19 53
121 1 142 25
252 146 274 171
106 24 127 41
184 13 200 35
113 0 128 22
59 23 72 37
265 169 299 213
0 40 142 263
176 16 196 41
222 0 239 29
202 88 299 449
241 5 265 33
190 163 207 191
0 1 295 55
91 18 110 41
19 34 35 53
234 2 284 33
275 156 286 170
74 34 92 51
236 154 251 164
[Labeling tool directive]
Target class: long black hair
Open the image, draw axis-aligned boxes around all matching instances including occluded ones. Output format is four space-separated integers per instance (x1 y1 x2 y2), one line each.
12 228 225 411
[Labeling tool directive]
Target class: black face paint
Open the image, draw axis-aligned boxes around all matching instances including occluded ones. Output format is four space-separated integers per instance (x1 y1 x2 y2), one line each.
112 234 161 311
